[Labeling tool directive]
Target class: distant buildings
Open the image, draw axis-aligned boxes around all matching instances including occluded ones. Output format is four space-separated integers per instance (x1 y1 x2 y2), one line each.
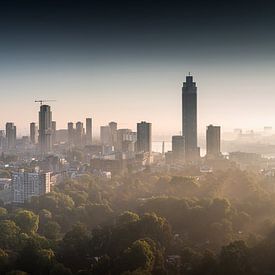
51 121 57 145
100 125 112 146
38 105 52 154
5 122 16 150
86 118 92 145
137 121 152 154
68 122 74 147
206 125 221 158
172 135 185 162
30 122 38 144
75 121 84 146
11 171 51 203
182 75 200 162
109 121 117 148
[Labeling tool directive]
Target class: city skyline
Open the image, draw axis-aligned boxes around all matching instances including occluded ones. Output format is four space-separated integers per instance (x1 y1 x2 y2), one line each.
1 68 275 138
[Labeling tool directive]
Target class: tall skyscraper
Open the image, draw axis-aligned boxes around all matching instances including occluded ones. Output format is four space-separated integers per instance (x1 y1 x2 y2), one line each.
172 135 185 162
67 122 74 147
182 75 200 161
86 118 92 145
6 122 16 150
100 125 112 145
75 121 84 146
38 105 52 154
109 121 117 148
30 122 38 145
206 125 221 158
51 121 57 145
137 121 152 153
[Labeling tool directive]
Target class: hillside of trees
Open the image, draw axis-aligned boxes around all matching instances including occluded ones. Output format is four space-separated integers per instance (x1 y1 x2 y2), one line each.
1 168 275 274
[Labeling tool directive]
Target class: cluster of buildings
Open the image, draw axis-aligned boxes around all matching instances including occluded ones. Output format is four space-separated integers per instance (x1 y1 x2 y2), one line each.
0 74 226 204
166 75 221 166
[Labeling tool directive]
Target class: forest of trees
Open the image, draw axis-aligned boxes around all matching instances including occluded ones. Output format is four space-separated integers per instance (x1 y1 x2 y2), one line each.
1 168 275 274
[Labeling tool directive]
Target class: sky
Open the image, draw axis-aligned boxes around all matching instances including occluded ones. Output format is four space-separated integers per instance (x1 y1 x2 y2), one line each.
0 0 275 137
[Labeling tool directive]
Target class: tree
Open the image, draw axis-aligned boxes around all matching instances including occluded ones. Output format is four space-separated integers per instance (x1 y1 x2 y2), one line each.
0 220 20 249
57 223 91 272
13 210 39 234
117 240 155 273
219 240 251 275
41 221 61 240
117 211 140 225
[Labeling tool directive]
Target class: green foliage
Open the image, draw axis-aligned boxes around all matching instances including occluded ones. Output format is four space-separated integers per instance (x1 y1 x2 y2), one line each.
0 220 20 249
13 210 39 234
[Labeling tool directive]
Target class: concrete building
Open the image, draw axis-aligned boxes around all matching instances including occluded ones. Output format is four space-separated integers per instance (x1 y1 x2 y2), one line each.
11 171 51 204
86 118 92 145
182 75 200 162
38 105 52 154
6 122 16 150
68 122 75 147
206 125 221 158
100 125 112 146
137 121 152 154
109 121 117 148
51 121 57 145
75 121 84 146
172 135 185 162
30 122 38 144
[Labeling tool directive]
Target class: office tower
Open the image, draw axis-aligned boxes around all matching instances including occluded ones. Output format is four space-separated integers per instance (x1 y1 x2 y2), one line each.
100 125 112 145
30 122 38 144
137 121 152 153
206 125 221 158
68 122 75 147
5 122 16 150
86 118 92 145
38 105 52 154
182 74 200 161
0 131 5 151
75 121 84 146
51 121 57 145
11 171 51 203
172 135 185 162
109 121 117 148
117 129 132 151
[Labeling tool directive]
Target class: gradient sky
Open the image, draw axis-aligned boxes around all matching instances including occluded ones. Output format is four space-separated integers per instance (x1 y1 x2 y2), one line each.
0 0 275 137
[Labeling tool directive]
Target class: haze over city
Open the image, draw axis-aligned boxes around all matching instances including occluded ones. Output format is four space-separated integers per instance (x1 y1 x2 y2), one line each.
2 1 275 275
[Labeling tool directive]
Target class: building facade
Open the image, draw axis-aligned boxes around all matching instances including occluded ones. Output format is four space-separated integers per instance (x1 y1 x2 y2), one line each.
172 135 185 162
206 125 221 158
182 75 200 161
137 121 152 154
11 171 51 203
38 105 52 154
86 118 92 145
6 122 16 150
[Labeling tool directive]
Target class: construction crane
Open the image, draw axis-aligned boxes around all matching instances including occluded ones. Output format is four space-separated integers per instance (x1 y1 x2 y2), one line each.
35 100 56 106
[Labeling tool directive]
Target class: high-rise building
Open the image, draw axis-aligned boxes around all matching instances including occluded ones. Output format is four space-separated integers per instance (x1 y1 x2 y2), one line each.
30 122 38 145
100 125 112 146
109 121 117 148
137 121 152 153
68 122 75 147
11 170 51 203
38 105 52 154
86 118 92 145
206 125 221 158
6 122 16 150
75 121 84 146
172 135 185 162
51 121 57 145
182 75 200 161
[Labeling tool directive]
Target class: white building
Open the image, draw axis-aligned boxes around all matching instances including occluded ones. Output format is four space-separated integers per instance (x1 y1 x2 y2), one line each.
11 171 51 203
